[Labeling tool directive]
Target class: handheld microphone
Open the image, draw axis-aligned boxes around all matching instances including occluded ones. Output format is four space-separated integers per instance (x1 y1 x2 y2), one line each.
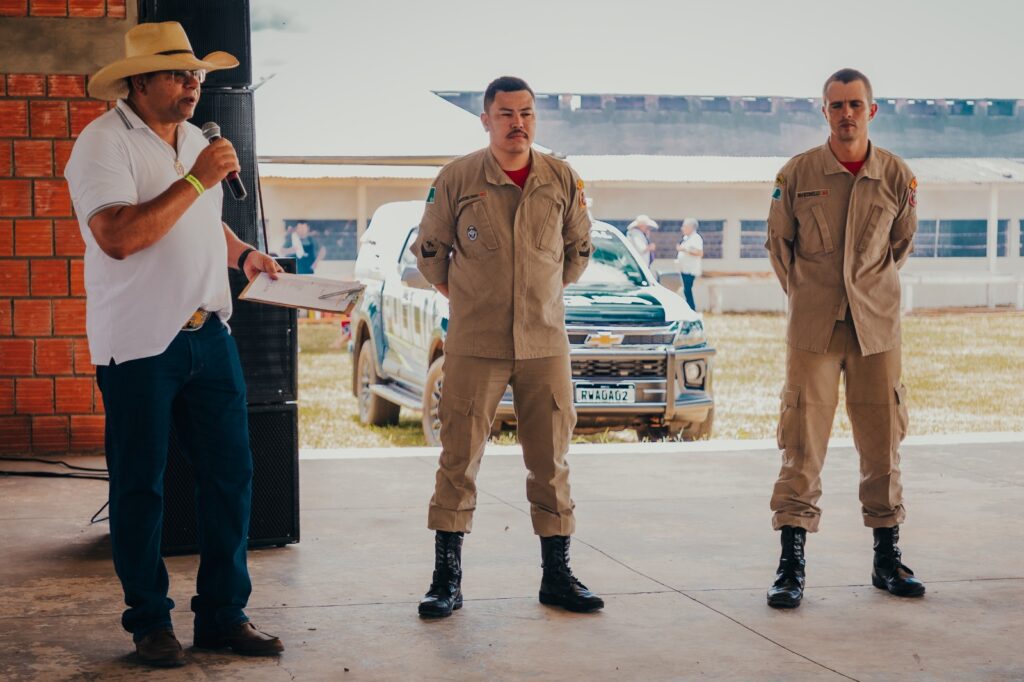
200 122 247 200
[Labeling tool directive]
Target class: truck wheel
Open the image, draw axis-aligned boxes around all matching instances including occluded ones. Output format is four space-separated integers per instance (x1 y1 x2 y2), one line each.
682 407 714 441
422 356 445 447
357 342 400 426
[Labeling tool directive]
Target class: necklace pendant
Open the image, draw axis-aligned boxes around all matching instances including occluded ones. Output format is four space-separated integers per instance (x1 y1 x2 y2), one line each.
174 160 185 177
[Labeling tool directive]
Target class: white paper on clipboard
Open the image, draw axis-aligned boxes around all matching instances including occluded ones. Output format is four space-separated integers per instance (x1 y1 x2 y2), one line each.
239 272 365 313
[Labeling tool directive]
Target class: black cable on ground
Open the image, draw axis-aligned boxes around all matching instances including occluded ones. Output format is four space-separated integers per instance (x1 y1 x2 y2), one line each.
0 470 107 480
0 455 107 473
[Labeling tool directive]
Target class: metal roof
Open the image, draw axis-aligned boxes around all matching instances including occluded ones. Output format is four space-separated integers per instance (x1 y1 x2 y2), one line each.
260 156 1024 185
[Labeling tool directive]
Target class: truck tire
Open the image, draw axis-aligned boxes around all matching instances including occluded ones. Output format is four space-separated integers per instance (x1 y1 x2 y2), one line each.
422 356 445 447
356 342 400 426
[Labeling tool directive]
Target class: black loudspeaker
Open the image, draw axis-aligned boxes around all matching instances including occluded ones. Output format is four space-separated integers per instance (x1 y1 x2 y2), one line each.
190 88 263 250
162 402 300 556
229 257 298 404
139 0 252 88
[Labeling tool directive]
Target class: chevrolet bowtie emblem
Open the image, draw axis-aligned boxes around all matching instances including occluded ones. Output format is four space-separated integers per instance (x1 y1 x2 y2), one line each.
584 331 625 347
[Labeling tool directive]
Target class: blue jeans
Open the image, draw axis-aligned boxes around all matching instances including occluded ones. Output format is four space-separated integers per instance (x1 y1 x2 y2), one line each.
681 273 698 312
96 317 253 640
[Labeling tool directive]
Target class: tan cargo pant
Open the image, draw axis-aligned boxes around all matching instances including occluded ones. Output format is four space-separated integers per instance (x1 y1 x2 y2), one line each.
428 353 577 537
770 319 909 532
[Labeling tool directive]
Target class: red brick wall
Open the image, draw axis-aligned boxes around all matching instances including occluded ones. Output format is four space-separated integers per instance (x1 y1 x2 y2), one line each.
0 0 128 454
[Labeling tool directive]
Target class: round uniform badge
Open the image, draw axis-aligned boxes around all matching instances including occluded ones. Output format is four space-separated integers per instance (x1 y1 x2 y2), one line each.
467 226 478 241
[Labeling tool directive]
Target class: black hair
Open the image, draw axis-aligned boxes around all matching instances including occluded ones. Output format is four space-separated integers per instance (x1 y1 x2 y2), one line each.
822 68 873 104
483 76 535 112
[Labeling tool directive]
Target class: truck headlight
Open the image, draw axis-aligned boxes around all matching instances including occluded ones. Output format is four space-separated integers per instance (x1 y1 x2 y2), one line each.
683 360 706 386
672 319 706 348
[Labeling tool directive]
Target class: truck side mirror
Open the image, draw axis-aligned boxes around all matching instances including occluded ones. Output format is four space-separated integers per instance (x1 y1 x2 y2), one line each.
401 265 431 289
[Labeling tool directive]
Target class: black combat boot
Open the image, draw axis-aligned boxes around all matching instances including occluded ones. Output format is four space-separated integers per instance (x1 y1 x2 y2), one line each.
538 536 604 613
871 526 926 597
418 531 464 618
767 525 807 609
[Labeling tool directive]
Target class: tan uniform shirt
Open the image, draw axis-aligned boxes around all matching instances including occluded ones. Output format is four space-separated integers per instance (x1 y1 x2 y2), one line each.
765 142 917 356
414 148 592 359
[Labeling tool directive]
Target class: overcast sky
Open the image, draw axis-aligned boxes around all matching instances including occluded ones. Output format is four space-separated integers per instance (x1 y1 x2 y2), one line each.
250 0 1024 99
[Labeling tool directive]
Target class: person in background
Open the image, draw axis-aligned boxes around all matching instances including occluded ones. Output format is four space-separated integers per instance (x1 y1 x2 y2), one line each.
675 217 703 312
626 214 658 266
279 221 325 274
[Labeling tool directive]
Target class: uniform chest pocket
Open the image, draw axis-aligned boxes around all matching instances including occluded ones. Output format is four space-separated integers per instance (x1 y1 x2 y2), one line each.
456 200 500 257
795 203 835 257
534 199 564 262
856 204 895 254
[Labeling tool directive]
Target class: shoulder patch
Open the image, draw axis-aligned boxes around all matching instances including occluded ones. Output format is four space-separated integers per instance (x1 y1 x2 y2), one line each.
775 173 786 186
426 186 436 204
909 176 918 207
771 186 782 201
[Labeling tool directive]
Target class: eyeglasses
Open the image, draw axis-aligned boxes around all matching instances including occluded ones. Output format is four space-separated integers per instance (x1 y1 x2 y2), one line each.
163 69 207 85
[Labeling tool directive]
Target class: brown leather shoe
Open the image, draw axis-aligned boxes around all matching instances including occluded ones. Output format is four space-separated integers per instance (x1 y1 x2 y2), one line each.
135 628 186 667
193 622 284 656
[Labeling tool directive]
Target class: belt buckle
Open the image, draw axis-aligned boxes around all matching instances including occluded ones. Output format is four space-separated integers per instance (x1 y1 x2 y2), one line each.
182 309 210 331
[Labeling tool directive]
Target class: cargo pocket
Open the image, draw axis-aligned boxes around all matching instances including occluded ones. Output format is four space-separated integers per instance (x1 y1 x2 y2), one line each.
552 390 576 445
796 205 835 257
893 383 909 444
442 393 473 421
776 386 801 450
856 204 895 254
534 200 564 262
458 200 500 258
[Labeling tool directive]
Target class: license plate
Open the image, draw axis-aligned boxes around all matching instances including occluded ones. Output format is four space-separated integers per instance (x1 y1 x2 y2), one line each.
575 384 636 404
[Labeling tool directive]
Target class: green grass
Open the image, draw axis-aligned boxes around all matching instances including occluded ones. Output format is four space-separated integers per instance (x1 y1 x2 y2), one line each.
297 311 1024 448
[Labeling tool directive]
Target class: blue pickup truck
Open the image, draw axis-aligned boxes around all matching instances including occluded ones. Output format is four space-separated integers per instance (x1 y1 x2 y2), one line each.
351 200 716 444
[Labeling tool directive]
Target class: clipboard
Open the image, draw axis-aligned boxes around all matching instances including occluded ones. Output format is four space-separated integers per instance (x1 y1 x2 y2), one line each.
238 272 366 314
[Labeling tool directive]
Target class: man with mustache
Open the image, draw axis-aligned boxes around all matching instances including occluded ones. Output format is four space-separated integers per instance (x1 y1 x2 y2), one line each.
764 68 926 609
65 22 284 665
412 76 602 618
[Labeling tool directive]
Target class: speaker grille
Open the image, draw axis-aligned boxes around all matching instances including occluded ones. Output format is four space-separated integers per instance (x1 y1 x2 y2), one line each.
140 0 252 88
162 402 299 555
229 258 298 404
191 89 263 250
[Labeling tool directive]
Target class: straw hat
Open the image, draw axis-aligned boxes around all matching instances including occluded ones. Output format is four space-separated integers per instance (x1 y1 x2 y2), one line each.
88 21 238 101
627 214 659 230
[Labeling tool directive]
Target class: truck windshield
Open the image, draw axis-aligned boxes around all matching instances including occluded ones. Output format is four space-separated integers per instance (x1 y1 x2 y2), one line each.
575 229 649 287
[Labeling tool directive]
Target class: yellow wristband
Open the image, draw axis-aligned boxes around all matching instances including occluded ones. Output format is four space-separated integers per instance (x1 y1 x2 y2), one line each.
184 174 205 196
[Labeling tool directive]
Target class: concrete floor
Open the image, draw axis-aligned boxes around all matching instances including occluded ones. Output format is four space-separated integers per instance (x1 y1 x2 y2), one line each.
1 435 1022 681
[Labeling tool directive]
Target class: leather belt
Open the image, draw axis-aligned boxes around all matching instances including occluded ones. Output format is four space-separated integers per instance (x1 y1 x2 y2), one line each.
181 309 211 331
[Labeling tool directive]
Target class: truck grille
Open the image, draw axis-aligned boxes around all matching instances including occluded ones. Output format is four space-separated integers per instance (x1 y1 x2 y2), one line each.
568 333 675 345
572 357 666 378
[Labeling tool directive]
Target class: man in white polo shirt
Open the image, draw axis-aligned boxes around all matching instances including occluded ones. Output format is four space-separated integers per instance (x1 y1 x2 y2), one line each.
65 22 284 666
675 217 704 312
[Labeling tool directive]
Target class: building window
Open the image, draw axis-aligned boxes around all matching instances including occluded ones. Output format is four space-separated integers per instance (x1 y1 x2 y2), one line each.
740 220 768 258
783 98 816 113
535 94 560 110
912 219 1009 257
987 100 1016 117
658 96 690 112
741 97 773 114
948 99 975 116
614 95 646 111
904 99 940 116
280 219 358 260
875 99 897 115
700 97 732 113
580 95 603 110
